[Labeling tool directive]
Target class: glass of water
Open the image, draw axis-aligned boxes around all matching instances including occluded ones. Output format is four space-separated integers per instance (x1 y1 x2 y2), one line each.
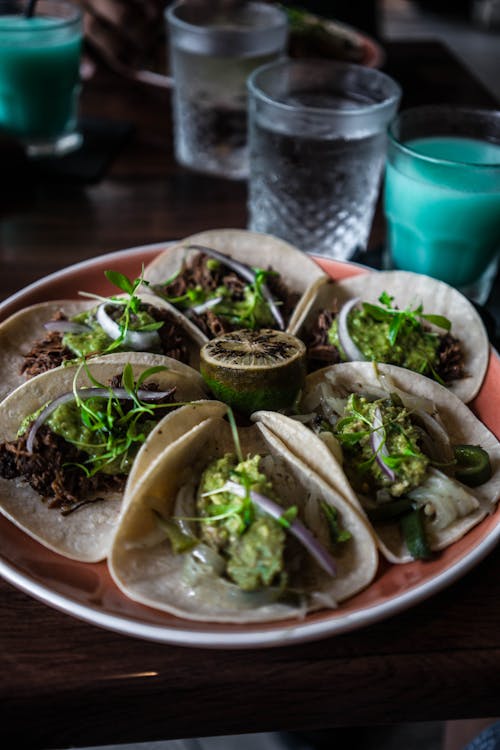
247 59 401 260
165 0 288 180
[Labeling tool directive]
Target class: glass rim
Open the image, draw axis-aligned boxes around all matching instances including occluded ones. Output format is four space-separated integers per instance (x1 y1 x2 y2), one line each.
165 0 287 37
247 58 402 117
388 105 500 169
0 0 81 30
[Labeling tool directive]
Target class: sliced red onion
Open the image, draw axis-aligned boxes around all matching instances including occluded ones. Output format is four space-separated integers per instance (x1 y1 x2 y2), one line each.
370 406 396 482
187 244 285 330
26 386 174 454
44 320 92 334
337 298 366 361
190 296 224 315
96 303 161 351
222 480 337 576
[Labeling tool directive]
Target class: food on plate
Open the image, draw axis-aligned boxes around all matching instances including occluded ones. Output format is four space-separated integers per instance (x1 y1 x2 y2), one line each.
0 269 206 402
199 328 307 415
0 353 208 562
296 270 489 402
286 6 368 64
143 228 327 339
109 401 378 622
286 361 500 563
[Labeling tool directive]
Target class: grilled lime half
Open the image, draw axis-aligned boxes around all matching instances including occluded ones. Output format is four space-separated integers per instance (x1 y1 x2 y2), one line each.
200 329 307 415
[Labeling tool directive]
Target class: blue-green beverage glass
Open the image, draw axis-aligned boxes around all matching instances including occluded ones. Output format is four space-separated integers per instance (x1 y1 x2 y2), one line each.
0 0 82 157
384 106 500 304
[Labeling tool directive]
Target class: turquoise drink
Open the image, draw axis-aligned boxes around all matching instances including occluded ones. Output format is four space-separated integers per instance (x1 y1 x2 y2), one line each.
0 1 82 156
384 107 500 302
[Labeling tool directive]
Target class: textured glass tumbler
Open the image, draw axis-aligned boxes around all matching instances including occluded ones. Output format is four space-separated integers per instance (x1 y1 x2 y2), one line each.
247 59 401 260
165 1 288 180
385 106 500 305
0 0 82 157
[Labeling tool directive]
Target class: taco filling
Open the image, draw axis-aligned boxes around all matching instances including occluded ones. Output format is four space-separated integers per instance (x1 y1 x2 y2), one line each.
306 386 491 559
156 451 346 597
20 271 196 378
305 292 464 384
151 247 299 338
0 365 177 515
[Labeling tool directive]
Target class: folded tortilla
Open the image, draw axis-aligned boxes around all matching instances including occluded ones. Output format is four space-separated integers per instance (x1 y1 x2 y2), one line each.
291 362 500 563
0 292 206 402
294 270 490 402
0 353 208 563
109 401 378 623
143 228 327 335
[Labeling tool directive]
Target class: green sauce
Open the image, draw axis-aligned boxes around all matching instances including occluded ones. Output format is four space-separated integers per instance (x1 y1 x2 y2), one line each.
197 454 285 591
328 307 441 376
335 394 429 497
46 397 155 475
62 307 158 357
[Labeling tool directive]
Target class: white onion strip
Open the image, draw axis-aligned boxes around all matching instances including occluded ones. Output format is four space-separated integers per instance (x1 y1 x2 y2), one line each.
214 480 337 576
26 386 174 454
191 296 224 315
44 320 92 334
96 303 161 351
337 298 366 361
371 406 396 482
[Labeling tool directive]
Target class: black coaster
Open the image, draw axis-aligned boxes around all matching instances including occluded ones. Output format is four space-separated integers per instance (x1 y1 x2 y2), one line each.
30 115 135 184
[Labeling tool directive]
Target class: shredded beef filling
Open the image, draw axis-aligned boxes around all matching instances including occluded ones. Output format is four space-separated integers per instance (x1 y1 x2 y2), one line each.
155 252 299 338
20 305 192 379
0 426 125 515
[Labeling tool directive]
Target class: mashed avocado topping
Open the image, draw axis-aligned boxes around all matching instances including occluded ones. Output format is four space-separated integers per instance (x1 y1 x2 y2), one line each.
334 393 429 497
63 306 159 358
329 292 451 379
196 454 286 591
45 397 156 475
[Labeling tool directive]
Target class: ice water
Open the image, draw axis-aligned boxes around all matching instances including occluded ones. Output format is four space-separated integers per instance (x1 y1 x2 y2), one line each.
248 94 387 259
171 48 276 180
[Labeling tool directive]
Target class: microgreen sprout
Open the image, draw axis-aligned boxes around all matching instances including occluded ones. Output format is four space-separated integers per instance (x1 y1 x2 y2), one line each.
78 267 163 353
64 362 175 477
362 291 451 347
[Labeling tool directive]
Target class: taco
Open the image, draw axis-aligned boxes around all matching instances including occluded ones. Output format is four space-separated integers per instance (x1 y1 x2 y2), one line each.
0 353 208 562
143 228 327 339
108 401 378 623
285 361 500 563
295 270 489 402
0 272 206 402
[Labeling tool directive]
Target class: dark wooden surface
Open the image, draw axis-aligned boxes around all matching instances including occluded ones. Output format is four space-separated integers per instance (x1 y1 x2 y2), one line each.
1 41 500 750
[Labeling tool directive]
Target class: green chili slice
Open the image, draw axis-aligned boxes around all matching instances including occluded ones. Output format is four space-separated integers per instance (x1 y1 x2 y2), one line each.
453 444 492 487
400 508 432 560
366 497 414 522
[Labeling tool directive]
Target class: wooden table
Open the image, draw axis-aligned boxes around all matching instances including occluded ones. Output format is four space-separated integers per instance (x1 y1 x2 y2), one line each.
1 41 500 750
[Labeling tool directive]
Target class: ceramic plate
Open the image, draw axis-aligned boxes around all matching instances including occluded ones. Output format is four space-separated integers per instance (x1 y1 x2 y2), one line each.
1 243 499 649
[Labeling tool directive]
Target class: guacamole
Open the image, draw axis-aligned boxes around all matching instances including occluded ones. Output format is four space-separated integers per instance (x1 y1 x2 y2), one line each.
197 454 286 591
46 396 156 476
328 307 441 376
63 307 160 358
334 394 429 497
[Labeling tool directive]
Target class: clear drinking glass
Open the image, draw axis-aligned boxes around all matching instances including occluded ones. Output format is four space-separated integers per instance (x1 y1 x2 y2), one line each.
165 0 288 180
384 106 500 304
0 0 82 157
247 58 401 260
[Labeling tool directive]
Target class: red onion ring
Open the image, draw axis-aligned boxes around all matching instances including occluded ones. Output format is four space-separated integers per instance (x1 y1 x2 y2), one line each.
96 303 161 351
26 386 174 454
337 298 366 361
223 480 337 576
370 406 396 482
